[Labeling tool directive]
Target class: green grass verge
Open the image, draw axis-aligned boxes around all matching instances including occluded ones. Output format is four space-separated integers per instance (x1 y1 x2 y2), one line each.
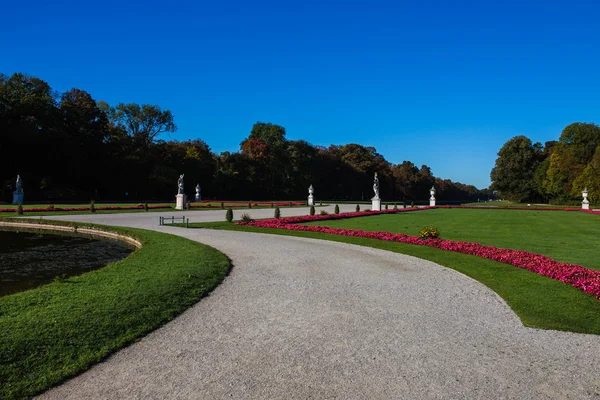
306 208 600 270
0 222 230 400
182 220 600 336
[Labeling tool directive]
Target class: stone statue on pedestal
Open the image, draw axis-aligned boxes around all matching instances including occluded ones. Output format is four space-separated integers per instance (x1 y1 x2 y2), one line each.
195 184 201 201
177 174 185 194
13 175 24 205
175 174 187 210
308 184 315 206
371 172 381 211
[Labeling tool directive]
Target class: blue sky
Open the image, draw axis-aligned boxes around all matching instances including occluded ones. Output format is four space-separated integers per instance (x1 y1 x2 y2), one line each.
3 0 599 189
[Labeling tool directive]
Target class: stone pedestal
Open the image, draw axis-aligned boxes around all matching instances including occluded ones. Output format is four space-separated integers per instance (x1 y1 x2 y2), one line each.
308 195 314 206
12 192 23 205
176 194 187 210
582 188 590 210
430 199 436 206
371 197 381 211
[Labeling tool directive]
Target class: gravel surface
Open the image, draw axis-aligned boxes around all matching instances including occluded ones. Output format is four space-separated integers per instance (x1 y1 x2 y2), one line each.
33 209 600 399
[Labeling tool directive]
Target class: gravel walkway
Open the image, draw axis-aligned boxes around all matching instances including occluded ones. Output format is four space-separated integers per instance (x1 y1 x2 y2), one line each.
34 208 600 399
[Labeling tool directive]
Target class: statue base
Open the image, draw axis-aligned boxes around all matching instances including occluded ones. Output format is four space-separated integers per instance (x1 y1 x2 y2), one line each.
430 200 436 206
308 195 314 206
583 201 590 210
12 192 23 205
371 197 381 211
176 194 187 210
195 195 200 201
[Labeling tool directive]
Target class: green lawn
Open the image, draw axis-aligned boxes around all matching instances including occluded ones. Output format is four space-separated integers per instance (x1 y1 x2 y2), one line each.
0 221 230 400
306 208 600 270
182 211 600 336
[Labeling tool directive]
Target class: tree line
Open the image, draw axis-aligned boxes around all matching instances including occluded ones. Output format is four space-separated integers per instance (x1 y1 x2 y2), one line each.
0 72 489 203
490 122 600 203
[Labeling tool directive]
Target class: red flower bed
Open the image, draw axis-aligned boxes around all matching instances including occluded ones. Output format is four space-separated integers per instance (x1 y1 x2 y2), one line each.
238 208 600 300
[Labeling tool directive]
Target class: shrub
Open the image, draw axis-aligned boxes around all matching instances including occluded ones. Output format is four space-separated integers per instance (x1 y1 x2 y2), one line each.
225 208 233 222
248 202 252 209
271 202 274 208
393 203 397 209
144 202 149 211
240 213 254 223
320 210 329 216
319 200 323 206
419 226 441 240
186 201 191 210
355 204 360 212
90 200 96 213
385 204 388 210
221 202 224 209
310 205 315 216
274 207 281 219
289 202 293 207
17 204 23 215
334 204 340 214
411 201 414 208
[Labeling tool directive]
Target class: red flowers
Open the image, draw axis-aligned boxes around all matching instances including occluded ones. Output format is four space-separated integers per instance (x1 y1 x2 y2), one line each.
238 208 600 300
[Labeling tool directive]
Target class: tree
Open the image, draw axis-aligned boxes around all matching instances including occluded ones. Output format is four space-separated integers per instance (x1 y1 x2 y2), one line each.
544 123 600 198
106 102 176 148
490 135 544 202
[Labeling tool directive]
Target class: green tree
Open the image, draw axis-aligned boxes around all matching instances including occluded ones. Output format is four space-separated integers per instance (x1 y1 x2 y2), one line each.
544 123 600 198
490 135 543 202
105 102 176 148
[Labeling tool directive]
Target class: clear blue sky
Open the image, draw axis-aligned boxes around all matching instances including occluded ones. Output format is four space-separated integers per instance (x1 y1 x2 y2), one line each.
3 0 599 189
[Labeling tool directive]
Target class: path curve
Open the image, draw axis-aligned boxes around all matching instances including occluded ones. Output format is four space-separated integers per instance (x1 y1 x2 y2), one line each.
34 208 600 399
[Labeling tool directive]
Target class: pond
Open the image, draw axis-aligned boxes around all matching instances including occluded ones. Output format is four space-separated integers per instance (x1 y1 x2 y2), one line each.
0 229 134 297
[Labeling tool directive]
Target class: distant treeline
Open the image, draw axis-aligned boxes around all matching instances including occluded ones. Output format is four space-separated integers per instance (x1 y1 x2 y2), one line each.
0 72 490 202
491 122 600 203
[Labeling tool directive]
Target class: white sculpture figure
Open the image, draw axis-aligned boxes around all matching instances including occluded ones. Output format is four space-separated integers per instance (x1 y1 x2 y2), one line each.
13 175 24 205
177 174 185 194
371 172 381 211
430 186 436 207
582 187 590 210
15 175 23 193
195 184 201 201
373 173 380 199
308 184 315 206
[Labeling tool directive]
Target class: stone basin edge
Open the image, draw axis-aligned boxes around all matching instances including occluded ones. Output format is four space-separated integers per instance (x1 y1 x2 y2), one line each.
0 220 142 249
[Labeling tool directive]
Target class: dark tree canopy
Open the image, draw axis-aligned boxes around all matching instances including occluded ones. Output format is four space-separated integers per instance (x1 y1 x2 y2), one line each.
0 72 488 204
490 135 544 202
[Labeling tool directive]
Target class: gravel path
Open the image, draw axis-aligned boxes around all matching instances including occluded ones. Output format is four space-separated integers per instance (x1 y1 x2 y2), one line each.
34 208 600 399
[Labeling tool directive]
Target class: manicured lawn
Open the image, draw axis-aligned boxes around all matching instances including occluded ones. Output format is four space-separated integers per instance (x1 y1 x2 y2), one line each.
0 222 230 400
182 216 600 335
305 208 600 270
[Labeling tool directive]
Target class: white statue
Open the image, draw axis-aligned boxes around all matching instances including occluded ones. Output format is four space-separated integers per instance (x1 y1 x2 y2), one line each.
308 184 314 206
177 174 184 194
373 173 380 199
195 184 201 200
15 175 23 193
